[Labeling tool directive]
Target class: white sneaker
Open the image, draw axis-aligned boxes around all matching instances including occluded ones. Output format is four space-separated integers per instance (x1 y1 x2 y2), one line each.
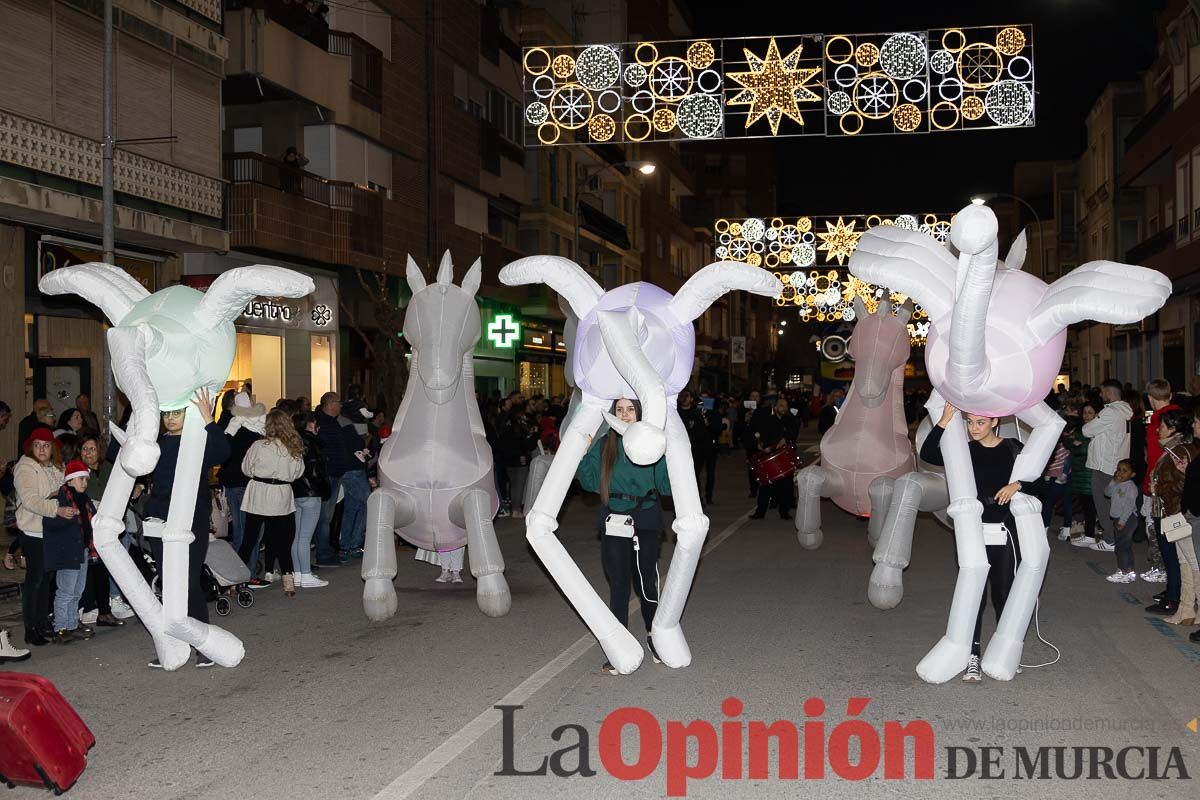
1139 567 1163 582
0 630 31 664
496 508 510 518
450 570 463 584
79 609 99 626
1149 571 1168 583
109 596 135 620
435 569 452 583
1058 527 1071 541
296 572 328 588
1106 570 1137 583
263 571 278 584
1071 536 1097 548
962 655 982 682
1090 540 1116 552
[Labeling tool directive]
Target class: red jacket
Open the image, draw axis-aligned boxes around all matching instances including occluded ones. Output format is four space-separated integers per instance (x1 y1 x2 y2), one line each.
1144 403 1180 493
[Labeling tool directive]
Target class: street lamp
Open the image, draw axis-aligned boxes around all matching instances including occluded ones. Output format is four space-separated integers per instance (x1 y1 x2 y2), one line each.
574 160 656 288
971 192 1043 276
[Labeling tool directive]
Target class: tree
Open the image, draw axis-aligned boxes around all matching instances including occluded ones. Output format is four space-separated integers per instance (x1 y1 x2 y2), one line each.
338 266 409 414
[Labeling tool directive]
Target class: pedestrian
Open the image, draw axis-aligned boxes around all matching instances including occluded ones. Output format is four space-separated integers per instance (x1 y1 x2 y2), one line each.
817 389 844 434
1140 379 1180 583
1103 459 1140 583
577 398 672 675
43 460 95 644
920 405 1026 682
1081 380 1131 552
497 400 538 518
1041 431 1073 540
1183 409 1200 642
15 399 52 459
335 404 371 560
138 390 230 669
314 392 351 567
750 396 799 520
240 409 306 596
291 412 329 589
1145 409 1196 620
13 428 70 647
75 394 99 436
76 434 129 626
54 408 84 440
1066 407 1099 546
219 392 265 563
678 389 719 506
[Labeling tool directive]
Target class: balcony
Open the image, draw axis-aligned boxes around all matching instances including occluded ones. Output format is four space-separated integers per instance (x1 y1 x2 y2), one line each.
224 152 383 270
224 6 382 137
1124 94 1170 152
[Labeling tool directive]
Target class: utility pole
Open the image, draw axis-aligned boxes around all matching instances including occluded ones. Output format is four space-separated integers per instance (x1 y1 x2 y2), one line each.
101 0 117 427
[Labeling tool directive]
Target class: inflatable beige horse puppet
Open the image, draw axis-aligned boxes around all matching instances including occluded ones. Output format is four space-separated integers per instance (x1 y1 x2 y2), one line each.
39 263 314 670
851 203 1169 683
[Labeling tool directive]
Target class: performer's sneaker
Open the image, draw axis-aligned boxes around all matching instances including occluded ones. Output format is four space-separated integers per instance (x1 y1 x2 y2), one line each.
647 637 662 664
195 654 215 668
962 655 982 682
1090 540 1116 552
109 596 135 619
1057 527 1072 541
247 578 272 590
435 569 452 583
600 661 619 676
1106 570 1136 583
450 570 463 584
1070 535 1097 547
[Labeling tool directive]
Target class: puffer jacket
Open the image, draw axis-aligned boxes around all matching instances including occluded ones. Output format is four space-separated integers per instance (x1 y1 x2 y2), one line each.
1083 400 1132 473
1150 439 1198 517
13 456 64 537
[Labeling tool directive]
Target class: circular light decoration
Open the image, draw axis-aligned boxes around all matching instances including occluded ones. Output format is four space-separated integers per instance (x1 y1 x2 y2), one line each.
728 238 749 259
961 94 985 121
929 100 960 130
575 45 620 91
532 74 555 99
550 85 593 129
525 102 549 125
797 217 813 233
596 89 621 113
623 113 652 142
793 242 816 266
729 222 742 236
825 35 854 65
650 56 693 101
588 113 616 141
789 270 805 286
985 80 1033 126
715 245 728 259
551 54 576 79
714 218 729 233
537 122 560 145
841 306 856 322
827 91 852 115
623 63 648 87
751 240 765 253
995 27 1026 56
941 29 966 52
929 49 955 75
880 33 927 80
652 106 676 132
697 69 722 93
687 40 716 70
765 227 778 240
893 103 922 132
853 73 897 119
801 230 816 244
894 214 919 230
855 42 880 67
524 48 552 76
930 220 952 241
957 43 1003 89
630 89 655 113
938 77 963 102
676 93 723 138
635 42 658 66
1007 55 1032 81
741 218 766 241
835 63 859 88
902 78 927 103
779 225 800 245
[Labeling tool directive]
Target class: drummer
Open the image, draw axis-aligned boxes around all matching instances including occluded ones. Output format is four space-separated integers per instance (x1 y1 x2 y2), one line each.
750 396 800 520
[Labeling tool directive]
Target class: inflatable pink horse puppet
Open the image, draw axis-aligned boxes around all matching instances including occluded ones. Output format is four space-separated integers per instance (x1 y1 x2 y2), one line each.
794 296 916 549
500 256 781 674
851 203 1170 683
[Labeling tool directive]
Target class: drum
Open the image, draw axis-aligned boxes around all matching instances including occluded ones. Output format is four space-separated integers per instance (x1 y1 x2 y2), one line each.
750 442 798 486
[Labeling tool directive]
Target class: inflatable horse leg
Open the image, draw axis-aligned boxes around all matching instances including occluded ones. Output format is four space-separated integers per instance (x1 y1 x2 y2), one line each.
794 464 841 550
866 476 894 548
362 488 416 621
455 488 510 617
868 471 949 610
981 493 1045 680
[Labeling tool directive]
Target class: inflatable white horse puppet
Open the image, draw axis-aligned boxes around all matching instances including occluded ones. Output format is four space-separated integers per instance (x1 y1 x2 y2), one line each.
362 253 510 620
850 203 1170 683
39 263 314 670
500 256 781 674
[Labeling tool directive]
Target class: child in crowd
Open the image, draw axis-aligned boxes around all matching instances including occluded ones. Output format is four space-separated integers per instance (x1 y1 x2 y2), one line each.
1104 459 1140 583
1042 433 1073 540
45 460 96 643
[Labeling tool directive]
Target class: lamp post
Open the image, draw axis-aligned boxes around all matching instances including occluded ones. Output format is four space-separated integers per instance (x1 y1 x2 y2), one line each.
971 192 1043 276
573 160 655 289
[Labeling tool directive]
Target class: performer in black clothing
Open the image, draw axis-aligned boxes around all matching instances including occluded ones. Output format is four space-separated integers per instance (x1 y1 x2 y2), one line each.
677 390 721 505
920 404 1024 681
750 397 800 520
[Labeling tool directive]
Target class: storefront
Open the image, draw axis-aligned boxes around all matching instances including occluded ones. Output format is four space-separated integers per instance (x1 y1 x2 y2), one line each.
182 253 339 409
517 322 568 398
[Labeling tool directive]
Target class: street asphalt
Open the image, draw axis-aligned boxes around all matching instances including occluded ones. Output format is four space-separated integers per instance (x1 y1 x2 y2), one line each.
2 429 1198 799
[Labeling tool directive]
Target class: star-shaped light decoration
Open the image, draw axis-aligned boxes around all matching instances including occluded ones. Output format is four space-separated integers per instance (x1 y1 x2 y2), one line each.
816 216 862 266
727 38 821 136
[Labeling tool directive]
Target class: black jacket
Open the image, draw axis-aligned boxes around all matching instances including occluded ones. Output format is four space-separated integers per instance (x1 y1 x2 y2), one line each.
218 427 262 489
42 485 92 572
316 410 354 477
141 423 231 535
752 410 799 451
497 413 538 466
679 405 721 453
293 430 331 500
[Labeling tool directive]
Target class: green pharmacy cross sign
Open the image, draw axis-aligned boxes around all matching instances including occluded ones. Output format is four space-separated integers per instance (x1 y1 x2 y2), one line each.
488 314 520 348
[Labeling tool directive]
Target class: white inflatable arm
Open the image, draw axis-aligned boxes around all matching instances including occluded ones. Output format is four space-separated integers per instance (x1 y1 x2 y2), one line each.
1010 401 1065 484
946 206 1000 391
196 265 315 330
597 308 667 464
38 262 149 325
107 326 162 477
666 261 782 323
1026 261 1173 345
849 225 957 325
499 256 603 319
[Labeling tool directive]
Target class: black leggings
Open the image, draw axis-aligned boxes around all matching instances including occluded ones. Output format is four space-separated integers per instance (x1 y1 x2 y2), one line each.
148 529 209 624
19 533 48 635
973 530 1022 657
244 513 296 574
1073 490 1097 538
601 528 660 634
81 559 112 616
693 448 717 502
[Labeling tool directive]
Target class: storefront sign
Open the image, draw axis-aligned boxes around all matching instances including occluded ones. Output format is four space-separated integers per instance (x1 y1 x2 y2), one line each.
181 268 339 332
244 299 296 323
488 314 520 348
524 328 553 350
38 239 159 292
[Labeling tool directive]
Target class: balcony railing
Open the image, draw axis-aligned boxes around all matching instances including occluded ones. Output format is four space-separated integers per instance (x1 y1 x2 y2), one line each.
328 31 383 113
224 152 383 262
1124 94 1171 152
1124 226 1173 264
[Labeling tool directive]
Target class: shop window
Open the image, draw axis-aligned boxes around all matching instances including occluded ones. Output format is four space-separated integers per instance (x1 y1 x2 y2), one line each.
311 334 334 405
228 332 283 410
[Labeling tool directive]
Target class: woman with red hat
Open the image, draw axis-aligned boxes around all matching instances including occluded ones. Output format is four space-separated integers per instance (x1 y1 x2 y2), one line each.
12 427 74 647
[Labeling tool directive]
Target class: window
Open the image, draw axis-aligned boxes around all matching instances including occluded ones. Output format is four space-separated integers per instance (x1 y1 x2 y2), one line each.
453 185 488 234
1118 218 1141 260
232 126 262 154
1176 155 1190 241
484 83 521 144
1057 190 1076 243
453 64 484 118
551 233 561 256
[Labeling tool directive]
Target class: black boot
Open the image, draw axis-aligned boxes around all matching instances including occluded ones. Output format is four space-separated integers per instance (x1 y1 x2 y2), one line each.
24 629 48 647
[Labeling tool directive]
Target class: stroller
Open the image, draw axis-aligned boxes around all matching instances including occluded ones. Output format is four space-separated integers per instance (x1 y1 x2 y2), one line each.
203 535 255 616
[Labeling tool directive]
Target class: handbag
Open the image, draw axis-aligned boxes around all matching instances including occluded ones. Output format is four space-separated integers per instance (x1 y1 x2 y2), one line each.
1160 512 1192 543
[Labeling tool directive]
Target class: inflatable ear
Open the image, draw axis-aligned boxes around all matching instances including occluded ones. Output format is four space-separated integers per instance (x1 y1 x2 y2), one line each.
406 255 427 293
1004 230 1027 271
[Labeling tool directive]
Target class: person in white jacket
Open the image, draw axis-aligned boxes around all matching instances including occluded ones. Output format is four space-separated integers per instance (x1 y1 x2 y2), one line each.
240 410 305 596
13 427 73 646
1083 379 1132 548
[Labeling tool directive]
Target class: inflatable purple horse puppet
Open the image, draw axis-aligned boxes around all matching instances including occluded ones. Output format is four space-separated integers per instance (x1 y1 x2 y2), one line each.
794 296 916 549
500 256 781 674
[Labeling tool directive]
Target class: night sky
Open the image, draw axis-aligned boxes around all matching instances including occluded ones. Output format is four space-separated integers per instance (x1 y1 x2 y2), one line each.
687 0 1162 214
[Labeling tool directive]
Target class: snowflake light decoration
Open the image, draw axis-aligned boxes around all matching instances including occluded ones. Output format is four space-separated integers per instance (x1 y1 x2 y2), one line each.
816 217 862 265
727 38 821 135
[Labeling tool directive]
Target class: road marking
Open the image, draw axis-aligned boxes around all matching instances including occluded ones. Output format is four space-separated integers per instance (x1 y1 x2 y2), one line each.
370 510 752 800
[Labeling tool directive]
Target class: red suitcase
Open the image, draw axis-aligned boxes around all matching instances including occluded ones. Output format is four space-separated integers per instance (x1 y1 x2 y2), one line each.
0 672 95 794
